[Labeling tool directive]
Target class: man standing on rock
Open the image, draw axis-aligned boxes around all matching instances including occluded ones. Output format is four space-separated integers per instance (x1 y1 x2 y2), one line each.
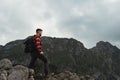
28 28 49 77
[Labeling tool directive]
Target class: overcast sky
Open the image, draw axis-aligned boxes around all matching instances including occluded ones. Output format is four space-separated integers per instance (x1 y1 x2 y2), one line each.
0 0 120 48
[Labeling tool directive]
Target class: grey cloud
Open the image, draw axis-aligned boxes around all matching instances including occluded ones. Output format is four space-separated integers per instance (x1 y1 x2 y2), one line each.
0 0 120 48
45 0 120 48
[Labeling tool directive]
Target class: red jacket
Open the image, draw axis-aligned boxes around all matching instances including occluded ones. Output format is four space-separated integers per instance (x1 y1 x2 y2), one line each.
33 35 42 53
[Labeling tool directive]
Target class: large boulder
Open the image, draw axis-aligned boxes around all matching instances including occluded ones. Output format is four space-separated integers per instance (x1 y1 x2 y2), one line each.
8 65 29 80
0 59 12 70
0 59 35 80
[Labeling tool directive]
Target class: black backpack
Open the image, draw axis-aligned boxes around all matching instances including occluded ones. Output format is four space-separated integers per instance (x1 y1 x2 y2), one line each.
24 35 35 53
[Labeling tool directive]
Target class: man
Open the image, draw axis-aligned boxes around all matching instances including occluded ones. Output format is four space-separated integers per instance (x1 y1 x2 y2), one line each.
28 28 48 77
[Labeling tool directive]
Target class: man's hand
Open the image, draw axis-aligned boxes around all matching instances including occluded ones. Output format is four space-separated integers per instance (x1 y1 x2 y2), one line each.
40 51 44 55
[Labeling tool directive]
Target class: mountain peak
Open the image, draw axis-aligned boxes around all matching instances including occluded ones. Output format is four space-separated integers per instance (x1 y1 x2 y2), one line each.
96 41 119 50
96 41 113 48
91 41 119 54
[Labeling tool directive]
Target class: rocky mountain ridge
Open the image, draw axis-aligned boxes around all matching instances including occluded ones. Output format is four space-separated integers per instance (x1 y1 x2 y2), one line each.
0 36 120 80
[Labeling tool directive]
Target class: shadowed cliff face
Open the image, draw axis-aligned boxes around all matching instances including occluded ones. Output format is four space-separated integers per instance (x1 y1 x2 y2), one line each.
91 41 120 78
0 36 120 80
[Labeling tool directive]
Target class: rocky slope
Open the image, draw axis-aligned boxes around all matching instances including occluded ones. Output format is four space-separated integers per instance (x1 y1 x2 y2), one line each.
0 36 120 80
0 58 95 80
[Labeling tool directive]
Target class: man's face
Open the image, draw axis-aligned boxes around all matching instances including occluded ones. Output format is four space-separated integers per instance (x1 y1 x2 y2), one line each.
37 31 42 36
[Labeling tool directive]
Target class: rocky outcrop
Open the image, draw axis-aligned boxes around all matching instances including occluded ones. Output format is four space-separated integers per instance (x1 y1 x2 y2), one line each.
0 58 96 80
8 65 29 80
0 59 34 80
34 71 96 80
0 59 12 70
46 71 95 80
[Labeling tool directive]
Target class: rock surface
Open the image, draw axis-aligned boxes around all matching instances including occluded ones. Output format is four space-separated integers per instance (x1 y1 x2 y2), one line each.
0 59 12 70
0 59 33 80
8 65 29 80
0 58 96 80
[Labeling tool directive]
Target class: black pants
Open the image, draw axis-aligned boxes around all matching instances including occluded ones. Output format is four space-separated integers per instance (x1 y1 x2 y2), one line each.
28 51 48 76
